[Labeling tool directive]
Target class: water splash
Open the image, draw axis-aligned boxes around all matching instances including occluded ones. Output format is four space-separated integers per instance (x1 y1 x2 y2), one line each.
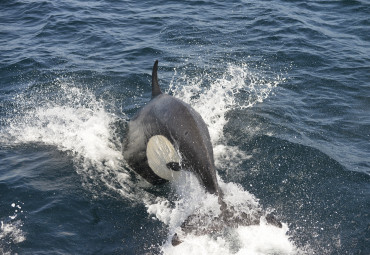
0 202 26 254
169 63 283 171
2 80 134 199
1 64 295 254
150 63 296 254
150 178 298 255
169 63 282 144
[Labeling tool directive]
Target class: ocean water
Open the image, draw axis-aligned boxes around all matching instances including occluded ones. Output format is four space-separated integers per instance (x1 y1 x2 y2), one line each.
0 0 369 254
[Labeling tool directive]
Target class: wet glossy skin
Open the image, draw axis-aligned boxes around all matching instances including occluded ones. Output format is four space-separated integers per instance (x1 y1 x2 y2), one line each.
123 93 219 195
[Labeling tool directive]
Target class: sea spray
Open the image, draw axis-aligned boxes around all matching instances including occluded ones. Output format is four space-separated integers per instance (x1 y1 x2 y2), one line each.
0 202 26 254
158 180 297 254
168 63 283 171
1 63 295 254
2 80 135 199
150 63 296 254
169 63 282 144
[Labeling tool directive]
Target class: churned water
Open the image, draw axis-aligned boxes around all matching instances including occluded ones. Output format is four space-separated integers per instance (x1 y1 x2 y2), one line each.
1 0 369 254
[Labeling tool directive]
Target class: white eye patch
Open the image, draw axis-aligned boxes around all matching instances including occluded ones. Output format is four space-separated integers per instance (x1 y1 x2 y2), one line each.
146 135 181 181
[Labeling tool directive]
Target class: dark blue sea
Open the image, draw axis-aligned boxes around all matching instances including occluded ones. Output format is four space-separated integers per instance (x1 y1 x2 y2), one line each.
1 0 369 254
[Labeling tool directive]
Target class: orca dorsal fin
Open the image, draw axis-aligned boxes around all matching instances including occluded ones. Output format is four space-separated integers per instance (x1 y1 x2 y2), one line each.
152 60 162 98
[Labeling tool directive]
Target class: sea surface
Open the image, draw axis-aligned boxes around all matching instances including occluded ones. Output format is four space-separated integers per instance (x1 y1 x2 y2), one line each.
0 0 369 254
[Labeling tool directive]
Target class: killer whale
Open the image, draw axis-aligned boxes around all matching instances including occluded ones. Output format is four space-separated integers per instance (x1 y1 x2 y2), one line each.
123 60 220 195
123 60 282 245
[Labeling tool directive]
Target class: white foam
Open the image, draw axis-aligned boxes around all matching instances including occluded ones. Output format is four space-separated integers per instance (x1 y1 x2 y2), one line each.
153 63 296 254
8 84 122 164
1 63 294 253
153 179 297 254
146 172 220 231
169 63 282 145
234 224 295 255
214 144 252 170
162 234 231 255
161 225 296 255
3 81 134 199
168 63 282 176
0 220 25 244
0 202 26 253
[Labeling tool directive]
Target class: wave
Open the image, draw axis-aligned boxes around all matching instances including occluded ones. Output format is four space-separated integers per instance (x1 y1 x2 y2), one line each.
0 62 298 254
